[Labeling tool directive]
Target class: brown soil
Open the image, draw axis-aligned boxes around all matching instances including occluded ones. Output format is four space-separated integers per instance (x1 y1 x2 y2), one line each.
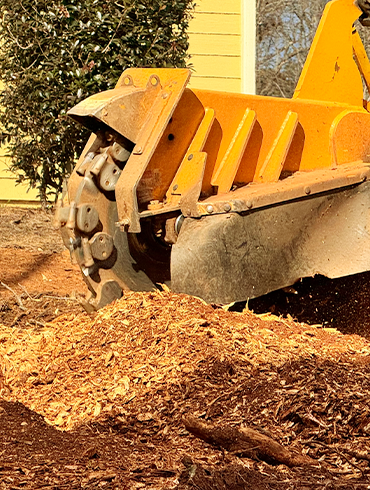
0 206 65 252
0 206 87 329
1 206 370 489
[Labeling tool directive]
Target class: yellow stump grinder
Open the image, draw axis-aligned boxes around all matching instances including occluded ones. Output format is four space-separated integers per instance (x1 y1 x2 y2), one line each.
55 0 370 310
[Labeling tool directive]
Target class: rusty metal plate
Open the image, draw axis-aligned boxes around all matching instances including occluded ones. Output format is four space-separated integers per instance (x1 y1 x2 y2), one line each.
171 181 370 304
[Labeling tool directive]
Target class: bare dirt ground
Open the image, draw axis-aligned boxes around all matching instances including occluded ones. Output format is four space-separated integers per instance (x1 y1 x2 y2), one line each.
0 206 86 329
2 207 370 489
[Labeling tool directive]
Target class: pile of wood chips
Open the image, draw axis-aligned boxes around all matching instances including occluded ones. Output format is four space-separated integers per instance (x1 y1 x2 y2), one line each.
0 289 369 431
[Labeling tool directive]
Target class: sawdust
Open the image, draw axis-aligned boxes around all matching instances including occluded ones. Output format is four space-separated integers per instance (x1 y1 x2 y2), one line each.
3 207 370 487
1 289 369 431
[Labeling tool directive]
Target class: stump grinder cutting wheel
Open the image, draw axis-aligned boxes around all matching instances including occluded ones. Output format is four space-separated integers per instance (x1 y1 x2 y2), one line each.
56 0 370 310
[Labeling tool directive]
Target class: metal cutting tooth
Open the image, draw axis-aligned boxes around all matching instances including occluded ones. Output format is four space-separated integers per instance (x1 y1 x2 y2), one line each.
65 201 77 230
52 198 63 229
81 237 95 268
90 153 108 176
76 152 95 176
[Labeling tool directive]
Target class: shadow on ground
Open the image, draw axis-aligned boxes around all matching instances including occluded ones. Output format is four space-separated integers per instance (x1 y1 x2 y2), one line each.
235 272 370 338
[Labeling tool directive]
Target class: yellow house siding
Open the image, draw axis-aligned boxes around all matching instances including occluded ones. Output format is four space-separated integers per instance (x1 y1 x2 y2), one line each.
0 153 38 204
190 55 241 78
195 0 241 13
188 33 240 56
189 13 241 35
188 0 242 93
188 77 241 92
0 78 39 204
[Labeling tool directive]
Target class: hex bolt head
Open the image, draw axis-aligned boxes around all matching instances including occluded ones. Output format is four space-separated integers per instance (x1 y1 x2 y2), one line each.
224 203 231 212
246 200 253 209
304 187 311 195
206 205 214 214
188 154 193 161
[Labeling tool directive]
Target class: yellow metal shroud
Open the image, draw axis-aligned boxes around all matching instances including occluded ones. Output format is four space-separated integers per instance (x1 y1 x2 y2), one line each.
68 0 370 234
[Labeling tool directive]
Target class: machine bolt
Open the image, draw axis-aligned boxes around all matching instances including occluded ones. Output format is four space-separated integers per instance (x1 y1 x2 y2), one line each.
173 184 178 191
175 214 185 235
224 203 231 212
150 75 159 86
304 186 311 195
206 205 214 214
361 173 367 182
188 154 193 161
246 200 253 209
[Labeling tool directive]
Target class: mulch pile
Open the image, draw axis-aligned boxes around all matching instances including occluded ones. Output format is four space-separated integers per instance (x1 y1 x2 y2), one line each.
2 289 370 488
1 288 369 429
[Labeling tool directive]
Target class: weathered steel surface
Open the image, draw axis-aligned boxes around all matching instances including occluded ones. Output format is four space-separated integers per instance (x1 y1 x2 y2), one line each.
172 182 370 304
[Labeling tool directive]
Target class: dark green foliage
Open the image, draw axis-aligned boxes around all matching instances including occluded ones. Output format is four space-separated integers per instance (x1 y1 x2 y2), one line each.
0 0 194 201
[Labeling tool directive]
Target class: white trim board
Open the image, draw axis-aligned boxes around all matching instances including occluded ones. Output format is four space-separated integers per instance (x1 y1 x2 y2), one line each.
241 0 256 94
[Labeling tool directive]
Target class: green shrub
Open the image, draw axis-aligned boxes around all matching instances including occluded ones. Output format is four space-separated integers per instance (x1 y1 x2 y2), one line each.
0 0 194 201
